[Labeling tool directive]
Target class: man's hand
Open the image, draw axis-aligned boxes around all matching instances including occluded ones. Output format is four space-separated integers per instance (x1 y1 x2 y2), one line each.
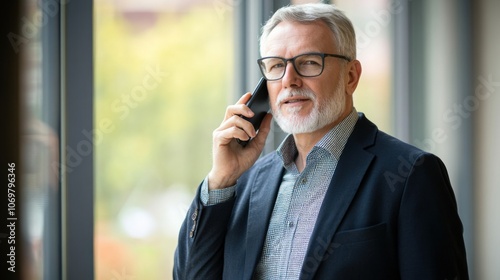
207 92 273 190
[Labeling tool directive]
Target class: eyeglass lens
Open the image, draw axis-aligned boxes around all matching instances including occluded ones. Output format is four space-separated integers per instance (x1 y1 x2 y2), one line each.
259 53 325 80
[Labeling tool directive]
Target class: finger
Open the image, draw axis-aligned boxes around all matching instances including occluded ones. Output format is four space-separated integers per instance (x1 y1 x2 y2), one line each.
229 115 257 138
224 92 254 119
217 114 256 134
236 92 252 105
215 114 258 141
224 104 254 120
214 125 252 145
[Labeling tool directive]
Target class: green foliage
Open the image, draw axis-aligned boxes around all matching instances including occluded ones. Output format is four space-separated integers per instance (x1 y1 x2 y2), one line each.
94 3 234 279
95 4 233 218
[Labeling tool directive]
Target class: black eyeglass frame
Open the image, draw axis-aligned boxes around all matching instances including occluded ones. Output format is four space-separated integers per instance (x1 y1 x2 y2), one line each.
257 52 352 81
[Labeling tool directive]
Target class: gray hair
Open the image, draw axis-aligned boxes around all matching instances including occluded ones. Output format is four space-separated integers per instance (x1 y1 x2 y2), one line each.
260 3 356 60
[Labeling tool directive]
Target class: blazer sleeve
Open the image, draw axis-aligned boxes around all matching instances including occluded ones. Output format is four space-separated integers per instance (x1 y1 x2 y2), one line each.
173 183 236 280
397 153 469 279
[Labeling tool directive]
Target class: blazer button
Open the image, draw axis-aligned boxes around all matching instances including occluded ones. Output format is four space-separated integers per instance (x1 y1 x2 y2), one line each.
191 208 198 220
189 208 198 238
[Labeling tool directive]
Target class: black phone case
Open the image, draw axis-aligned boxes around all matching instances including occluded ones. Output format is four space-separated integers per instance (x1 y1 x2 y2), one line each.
243 77 269 130
238 77 269 146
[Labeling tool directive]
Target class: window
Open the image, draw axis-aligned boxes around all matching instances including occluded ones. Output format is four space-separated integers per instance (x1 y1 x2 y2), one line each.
334 0 394 133
94 0 235 278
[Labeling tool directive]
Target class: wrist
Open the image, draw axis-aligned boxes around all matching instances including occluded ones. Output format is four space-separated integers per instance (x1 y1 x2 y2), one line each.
207 171 237 190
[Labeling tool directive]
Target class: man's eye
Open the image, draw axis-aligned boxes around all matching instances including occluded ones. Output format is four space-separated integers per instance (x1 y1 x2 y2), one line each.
269 63 285 70
301 60 321 66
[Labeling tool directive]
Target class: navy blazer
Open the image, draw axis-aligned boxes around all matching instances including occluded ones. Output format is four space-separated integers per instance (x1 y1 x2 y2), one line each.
174 113 468 279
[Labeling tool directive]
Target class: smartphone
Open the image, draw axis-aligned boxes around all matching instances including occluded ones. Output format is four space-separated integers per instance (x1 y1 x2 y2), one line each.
237 77 270 146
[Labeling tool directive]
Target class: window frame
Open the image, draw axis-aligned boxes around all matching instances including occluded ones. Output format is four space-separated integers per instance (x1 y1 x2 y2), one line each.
61 0 95 278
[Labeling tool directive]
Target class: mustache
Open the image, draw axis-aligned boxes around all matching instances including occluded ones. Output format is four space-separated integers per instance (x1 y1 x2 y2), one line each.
275 88 317 106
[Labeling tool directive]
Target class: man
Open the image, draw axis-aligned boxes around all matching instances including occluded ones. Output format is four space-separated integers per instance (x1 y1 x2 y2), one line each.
174 3 468 279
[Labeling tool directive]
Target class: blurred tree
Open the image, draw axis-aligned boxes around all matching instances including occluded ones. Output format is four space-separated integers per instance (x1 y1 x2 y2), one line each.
94 2 234 279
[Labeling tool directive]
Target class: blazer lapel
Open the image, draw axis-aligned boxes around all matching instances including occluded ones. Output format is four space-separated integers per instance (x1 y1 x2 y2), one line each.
243 155 284 279
300 114 377 279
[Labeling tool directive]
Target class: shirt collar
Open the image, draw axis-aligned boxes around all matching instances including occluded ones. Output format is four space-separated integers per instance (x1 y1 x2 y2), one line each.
277 108 359 168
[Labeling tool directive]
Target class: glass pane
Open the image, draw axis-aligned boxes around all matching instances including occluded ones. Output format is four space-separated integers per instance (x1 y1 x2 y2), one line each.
94 0 234 279
334 0 393 133
18 0 62 279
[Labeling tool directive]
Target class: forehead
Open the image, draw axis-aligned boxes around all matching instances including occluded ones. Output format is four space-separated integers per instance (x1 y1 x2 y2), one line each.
262 20 337 57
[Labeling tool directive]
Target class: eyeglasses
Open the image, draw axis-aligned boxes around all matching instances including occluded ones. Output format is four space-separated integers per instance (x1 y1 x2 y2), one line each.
257 52 351 81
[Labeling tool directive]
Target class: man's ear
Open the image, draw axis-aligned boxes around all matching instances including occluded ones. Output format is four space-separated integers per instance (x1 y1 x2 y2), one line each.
345 60 362 96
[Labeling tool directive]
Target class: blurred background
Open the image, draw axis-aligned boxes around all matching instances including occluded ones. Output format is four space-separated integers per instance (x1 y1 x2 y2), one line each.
2 0 499 279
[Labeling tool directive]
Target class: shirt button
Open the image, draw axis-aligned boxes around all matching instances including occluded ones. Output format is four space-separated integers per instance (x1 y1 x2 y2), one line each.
301 178 307 184
288 221 294 228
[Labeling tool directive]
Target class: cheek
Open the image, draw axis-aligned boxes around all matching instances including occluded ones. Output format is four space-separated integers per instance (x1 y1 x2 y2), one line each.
267 83 281 106
269 95 279 113
304 83 328 101
313 79 339 97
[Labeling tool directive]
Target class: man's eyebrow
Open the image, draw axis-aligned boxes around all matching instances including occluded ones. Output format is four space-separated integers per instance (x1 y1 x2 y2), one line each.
262 50 326 58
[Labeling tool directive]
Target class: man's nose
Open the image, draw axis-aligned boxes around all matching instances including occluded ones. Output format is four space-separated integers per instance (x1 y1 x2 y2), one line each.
281 62 302 88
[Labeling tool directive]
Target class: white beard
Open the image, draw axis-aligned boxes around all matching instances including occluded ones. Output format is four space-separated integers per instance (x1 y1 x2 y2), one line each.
272 77 346 134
